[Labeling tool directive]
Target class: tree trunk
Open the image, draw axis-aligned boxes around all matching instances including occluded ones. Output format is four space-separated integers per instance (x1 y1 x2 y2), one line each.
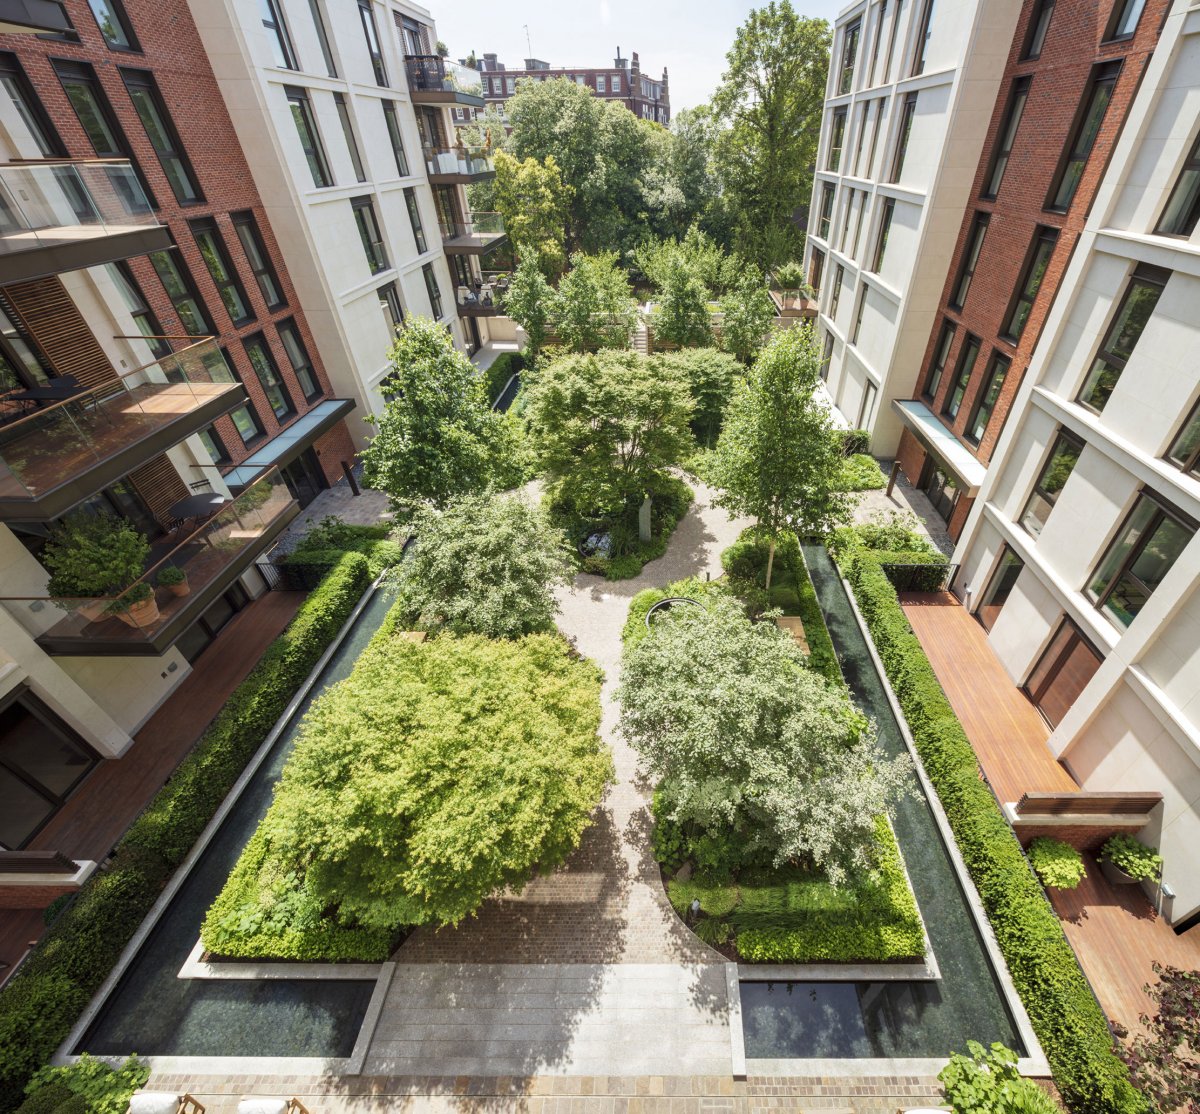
764 532 777 592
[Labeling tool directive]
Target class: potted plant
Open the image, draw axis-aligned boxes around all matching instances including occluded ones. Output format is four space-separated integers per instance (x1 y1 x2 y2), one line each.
42 513 150 623
1099 833 1163 886
1027 837 1086 890
106 581 160 629
157 565 189 597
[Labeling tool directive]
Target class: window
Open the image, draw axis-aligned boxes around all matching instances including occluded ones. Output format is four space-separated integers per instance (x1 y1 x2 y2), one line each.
817 183 835 240
1002 228 1057 343
865 98 883 177
358 0 388 85
1047 62 1119 213
597 75 606 93
1024 620 1103 728
87 0 137 51
852 191 868 257
243 333 294 420
422 262 443 318
352 196 388 273
1022 430 1083 537
121 69 202 205
1078 265 1167 411
1088 494 1194 627
381 101 410 177
107 261 169 359
259 0 297 68
852 102 870 175
1167 400 1200 478
883 0 901 83
871 198 894 272
1104 0 1146 41
923 320 955 399
1023 0 1054 59
890 92 917 182
1 54 65 156
0 304 50 392
966 352 1010 444
984 78 1030 199
1156 132 1200 238
277 319 321 401
286 87 332 187
820 330 834 380
838 19 861 94
858 380 878 427
912 0 936 76
229 403 264 445
978 547 1024 631
334 92 365 182
378 282 404 329
827 109 847 171
190 218 253 326
851 286 866 344
403 187 427 253
809 248 825 295
149 247 212 336
943 335 980 418
867 0 886 86
197 426 230 466
829 264 845 320
839 188 856 250
612 74 621 93
950 213 988 309
231 211 285 311
307 0 337 77
505 76 516 94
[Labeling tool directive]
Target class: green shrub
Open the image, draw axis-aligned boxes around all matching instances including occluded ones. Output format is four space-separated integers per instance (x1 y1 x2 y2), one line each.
280 520 404 587
622 576 720 650
838 428 871 456
838 454 887 491
482 351 526 405
845 545 1146 1114
1027 838 1086 891
940 1042 1062 1114
25 1055 148 1114
13 1083 73 1114
1098 834 1162 882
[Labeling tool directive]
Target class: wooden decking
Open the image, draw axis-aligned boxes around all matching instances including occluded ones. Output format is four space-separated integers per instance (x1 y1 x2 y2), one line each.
900 591 1078 804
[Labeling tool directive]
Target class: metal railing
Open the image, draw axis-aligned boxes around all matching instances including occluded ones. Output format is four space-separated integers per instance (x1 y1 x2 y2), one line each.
422 144 494 178
438 212 505 241
879 561 958 593
404 55 482 95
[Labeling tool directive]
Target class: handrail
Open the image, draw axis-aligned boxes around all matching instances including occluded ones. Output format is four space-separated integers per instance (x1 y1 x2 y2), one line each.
111 334 203 342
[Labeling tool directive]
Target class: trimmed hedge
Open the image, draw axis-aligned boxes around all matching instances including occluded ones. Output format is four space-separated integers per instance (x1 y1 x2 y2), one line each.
279 523 403 589
841 543 1146 1114
483 351 525 406
0 554 373 1113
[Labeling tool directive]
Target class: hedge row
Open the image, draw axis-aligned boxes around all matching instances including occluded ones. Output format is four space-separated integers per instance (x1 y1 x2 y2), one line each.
0 554 373 1113
841 545 1145 1114
483 351 525 407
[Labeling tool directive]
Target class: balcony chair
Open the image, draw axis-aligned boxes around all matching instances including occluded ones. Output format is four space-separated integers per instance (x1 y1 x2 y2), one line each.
128 1094 205 1114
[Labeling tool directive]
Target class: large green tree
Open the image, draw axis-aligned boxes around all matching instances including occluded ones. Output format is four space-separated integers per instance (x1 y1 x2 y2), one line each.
502 256 554 357
719 269 777 364
655 257 713 349
708 326 852 588
492 150 572 274
712 2 831 267
553 251 638 352
653 348 740 448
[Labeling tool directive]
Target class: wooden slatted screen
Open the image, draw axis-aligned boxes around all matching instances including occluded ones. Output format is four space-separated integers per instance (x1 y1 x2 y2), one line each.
1014 791 1163 817
127 455 189 525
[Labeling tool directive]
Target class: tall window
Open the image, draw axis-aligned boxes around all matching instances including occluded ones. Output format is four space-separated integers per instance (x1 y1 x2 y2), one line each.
912 0 936 76
839 189 856 250
817 183 835 240
277 319 321 401
378 282 404 329
867 0 886 87
404 187 427 253
923 320 955 399
1 53 65 156
243 333 294 420
422 263 443 318
148 247 212 336
107 261 169 359
838 19 861 95
597 75 606 93
352 196 388 273
858 380 878 427
1104 0 1146 41
1047 62 1119 213
1156 133 1200 238
851 286 866 344
943 335 980 419
827 108 847 171
197 426 230 466
865 98 883 177
852 193 868 257
87 0 138 51
890 92 917 183
966 352 1010 444
612 73 621 93
1088 494 1195 627
1166 400 1200 478
285 87 332 188
829 263 845 320
121 69 202 205
259 0 296 68
231 211 285 311
1025 620 1103 728
984 77 1030 199
1002 228 1058 343
382 101 410 176
0 304 50 392
1023 0 1054 60
978 547 1024 631
871 198 894 273
951 214 988 309
307 0 337 77
1078 265 1167 411
229 403 264 446
1022 430 1082 537
334 92 366 182
852 101 870 175
358 0 388 86
190 218 253 326
809 248 825 295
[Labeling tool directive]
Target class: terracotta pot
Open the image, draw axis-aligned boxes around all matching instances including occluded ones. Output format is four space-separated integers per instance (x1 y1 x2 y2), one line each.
116 594 161 629
167 579 190 597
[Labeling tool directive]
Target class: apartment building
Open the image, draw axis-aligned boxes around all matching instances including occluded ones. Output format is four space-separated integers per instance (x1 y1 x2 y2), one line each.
894 0 1167 539
951 0 1200 928
804 0 1021 467
476 50 670 125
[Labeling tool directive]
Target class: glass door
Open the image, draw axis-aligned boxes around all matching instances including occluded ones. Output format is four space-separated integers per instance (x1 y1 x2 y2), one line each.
977 546 1024 631
922 461 959 523
1024 619 1104 728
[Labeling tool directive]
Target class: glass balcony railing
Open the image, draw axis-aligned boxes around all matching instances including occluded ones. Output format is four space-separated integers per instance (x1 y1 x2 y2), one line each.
404 55 483 96
0 339 242 506
422 145 494 179
0 159 161 257
439 212 506 248
0 468 297 651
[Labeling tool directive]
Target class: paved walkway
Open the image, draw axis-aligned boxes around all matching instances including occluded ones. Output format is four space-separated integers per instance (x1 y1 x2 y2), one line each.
853 463 954 557
269 467 393 559
365 481 753 1078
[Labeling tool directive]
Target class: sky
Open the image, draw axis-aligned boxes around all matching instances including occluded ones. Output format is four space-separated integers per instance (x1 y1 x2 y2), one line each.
431 0 847 114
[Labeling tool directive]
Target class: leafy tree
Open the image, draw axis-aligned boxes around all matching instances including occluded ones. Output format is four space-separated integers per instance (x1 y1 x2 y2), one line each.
712 2 831 267
1120 963 1199 1113
653 348 740 448
396 493 574 639
719 269 777 364
360 316 509 512
525 349 693 516
939 1042 1062 1114
655 258 712 349
502 257 554 357
492 151 572 274
708 326 853 588
457 103 508 211
617 594 910 885
554 251 637 352
633 225 742 297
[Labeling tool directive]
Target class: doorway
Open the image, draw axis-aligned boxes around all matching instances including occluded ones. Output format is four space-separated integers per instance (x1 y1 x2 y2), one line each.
977 546 1024 631
175 583 250 664
922 459 959 524
1024 619 1104 729
280 449 326 508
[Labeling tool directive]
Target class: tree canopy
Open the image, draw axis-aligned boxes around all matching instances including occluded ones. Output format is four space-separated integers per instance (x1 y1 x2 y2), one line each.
553 251 638 352
492 150 572 274
655 258 713 349
502 257 554 357
719 269 777 364
653 348 741 448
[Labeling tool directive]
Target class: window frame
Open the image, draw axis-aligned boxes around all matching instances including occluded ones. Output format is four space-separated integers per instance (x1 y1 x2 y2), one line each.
107 260 170 359
817 182 835 240
1155 131 1200 239
1001 227 1058 344
923 319 955 400
889 92 917 183
403 186 427 254
120 68 203 206
1022 0 1055 60
307 0 337 77
1021 428 1083 538
950 213 989 310
242 331 295 421
943 334 981 419
911 0 936 77
86 0 139 52
829 263 845 320
1103 0 1146 42
422 262 443 319
352 195 389 274
382 101 410 176
866 0 887 87
838 19 861 95
197 424 230 467
231 210 286 312
977 545 1025 632
358 0 389 87
276 318 322 402
809 248 825 296
378 281 404 330
827 108 847 172
189 217 255 327
1045 61 1120 214
260 0 298 69
965 350 1011 445
1166 398 1200 478
285 86 333 188
850 285 866 345
333 91 366 183
0 53 66 157
148 244 214 336
229 402 265 447
983 76 1030 200
871 197 895 273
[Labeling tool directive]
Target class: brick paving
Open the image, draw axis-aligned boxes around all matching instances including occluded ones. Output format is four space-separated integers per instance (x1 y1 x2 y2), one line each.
852 464 954 557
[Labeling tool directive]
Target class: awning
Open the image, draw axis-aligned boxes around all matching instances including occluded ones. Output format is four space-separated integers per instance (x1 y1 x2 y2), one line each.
224 398 355 491
891 399 988 496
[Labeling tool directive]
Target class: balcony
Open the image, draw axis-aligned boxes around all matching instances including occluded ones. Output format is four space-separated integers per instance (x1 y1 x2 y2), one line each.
0 339 247 521
439 212 507 255
0 160 171 283
404 56 485 107
455 270 508 318
0 468 298 656
423 145 495 185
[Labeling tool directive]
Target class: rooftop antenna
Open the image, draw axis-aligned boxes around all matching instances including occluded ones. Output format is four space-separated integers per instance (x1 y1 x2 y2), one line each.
524 24 532 60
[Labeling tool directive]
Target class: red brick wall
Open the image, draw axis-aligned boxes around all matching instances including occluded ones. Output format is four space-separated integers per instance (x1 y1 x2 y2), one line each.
0 3 353 484
896 427 928 486
947 493 974 543
0 883 77 910
313 423 358 487
913 0 1168 467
